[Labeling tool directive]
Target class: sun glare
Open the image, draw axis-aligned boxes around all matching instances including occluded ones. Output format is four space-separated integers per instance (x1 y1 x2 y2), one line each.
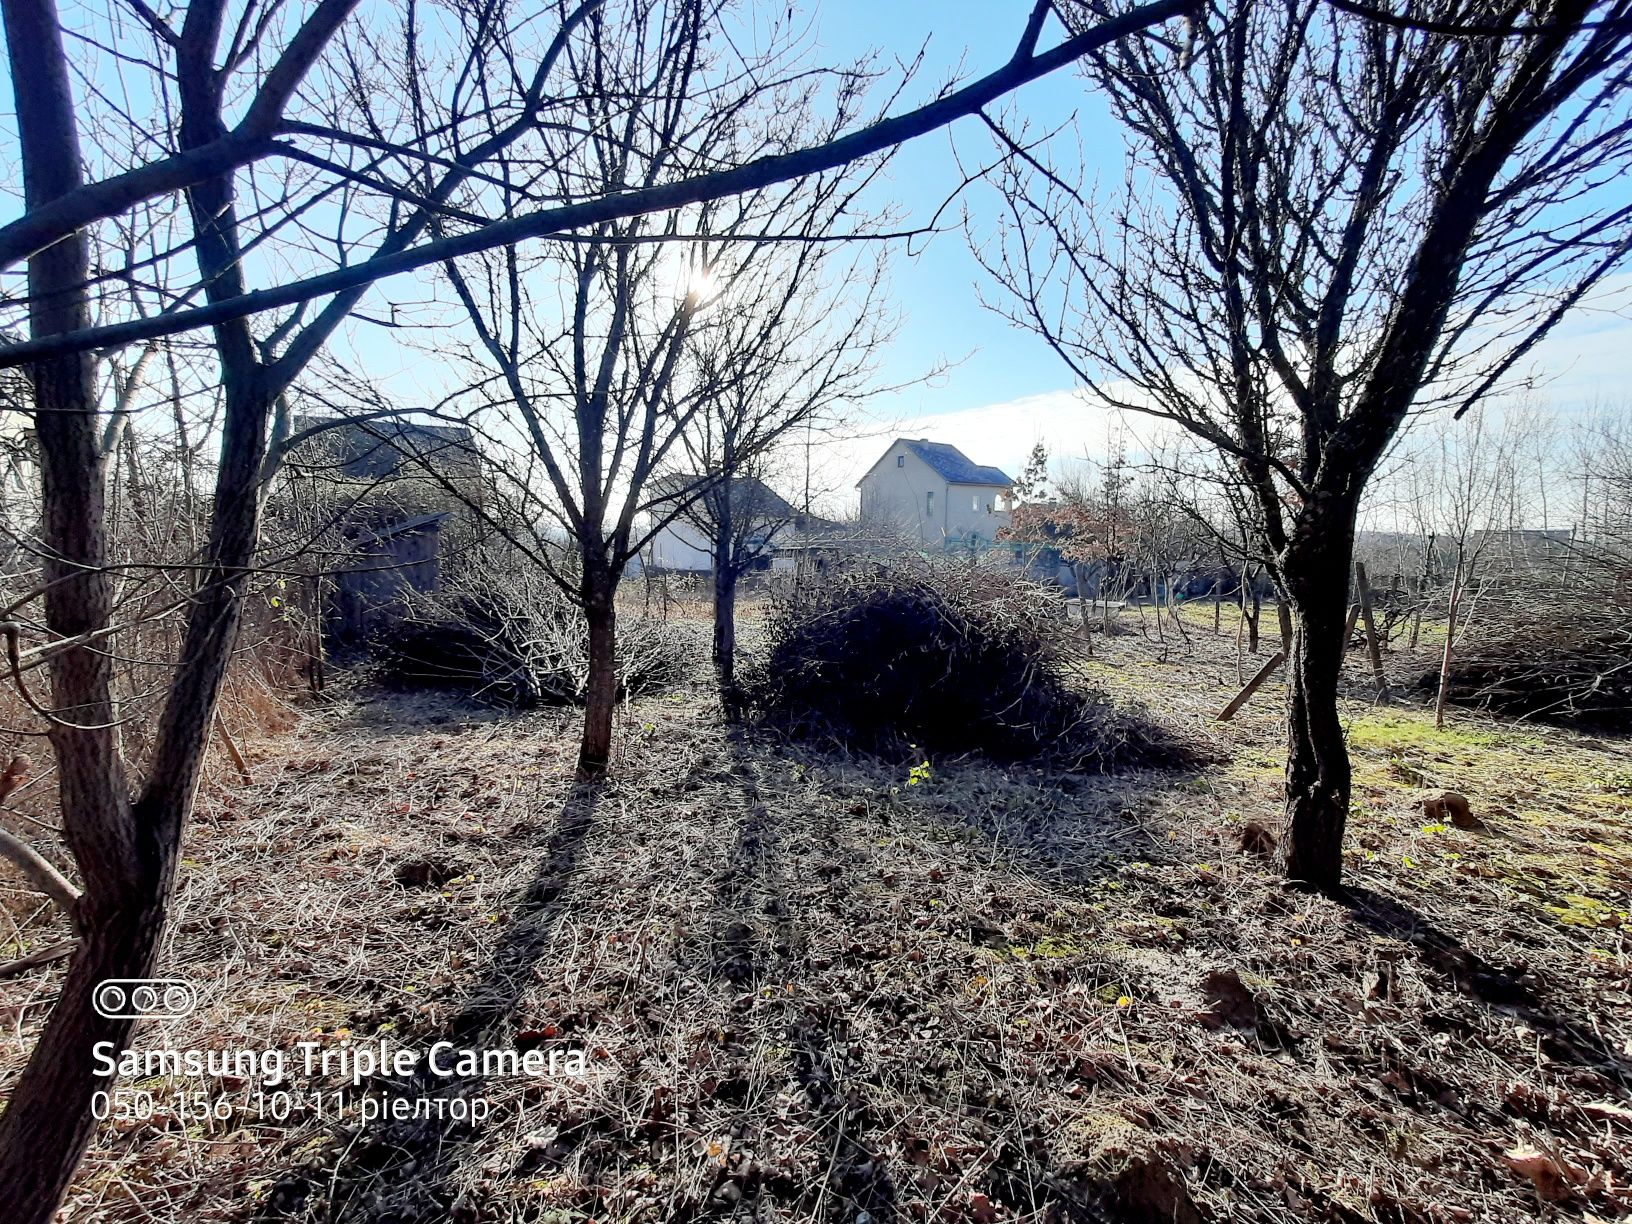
671 250 717 304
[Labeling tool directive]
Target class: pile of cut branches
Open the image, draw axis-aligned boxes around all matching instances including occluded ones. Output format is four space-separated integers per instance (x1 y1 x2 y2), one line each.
375 561 692 707
1430 597 1632 732
744 563 1188 769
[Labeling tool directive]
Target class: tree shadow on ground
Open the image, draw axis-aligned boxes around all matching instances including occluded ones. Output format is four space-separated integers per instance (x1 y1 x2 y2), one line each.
692 739 904 1222
254 783 600 1222
668 733 1201 1224
249 710 1208 1224
1338 884 1632 1091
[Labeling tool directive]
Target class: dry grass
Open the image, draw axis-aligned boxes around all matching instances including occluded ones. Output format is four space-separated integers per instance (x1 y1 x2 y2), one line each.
0 654 297 974
0 601 1629 1222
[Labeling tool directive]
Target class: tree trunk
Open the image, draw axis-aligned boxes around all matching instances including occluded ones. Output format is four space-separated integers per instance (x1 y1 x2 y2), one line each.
1235 587 1246 684
579 574 618 775
713 565 738 696
0 892 168 1220
1279 516 1357 891
711 489 738 698
1166 579 1189 644
2 16 284 1203
0 1 156 1211
1072 563 1093 656
1355 561 1387 700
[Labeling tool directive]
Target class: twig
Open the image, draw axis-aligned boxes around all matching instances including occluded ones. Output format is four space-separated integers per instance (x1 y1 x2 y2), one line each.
0 938 77 980
215 710 253 783
0 826 81 928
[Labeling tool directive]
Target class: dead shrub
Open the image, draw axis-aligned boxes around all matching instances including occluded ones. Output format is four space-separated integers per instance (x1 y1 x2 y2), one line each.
743 564 1186 769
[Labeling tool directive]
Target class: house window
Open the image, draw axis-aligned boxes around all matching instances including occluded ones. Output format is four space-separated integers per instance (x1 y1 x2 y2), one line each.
925 491 934 516
972 495 979 512
896 454 905 467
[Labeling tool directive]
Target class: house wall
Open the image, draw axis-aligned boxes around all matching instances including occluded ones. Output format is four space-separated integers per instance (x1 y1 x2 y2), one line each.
648 517 789 573
857 441 1010 547
649 519 715 571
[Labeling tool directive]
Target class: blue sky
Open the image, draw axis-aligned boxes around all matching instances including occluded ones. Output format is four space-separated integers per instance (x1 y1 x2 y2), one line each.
318 0 1138 498
2 0 1626 504
806 1 1116 424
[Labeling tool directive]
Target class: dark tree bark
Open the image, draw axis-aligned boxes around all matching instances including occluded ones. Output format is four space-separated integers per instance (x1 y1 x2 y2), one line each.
1278 499 1360 888
712 489 738 695
0 6 154 1208
579 565 619 775
985 0 1632 891
0 1 434 1208
0 0 1193 365
0 1 1195 1213
0 0 186 1206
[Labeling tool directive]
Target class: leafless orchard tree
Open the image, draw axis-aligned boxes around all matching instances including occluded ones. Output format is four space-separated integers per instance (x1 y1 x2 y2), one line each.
982 0 1632 889
0 0 652 1206
672 246 898 698
1422 413 1523 726
430 0 907 769
1574 405 1632 570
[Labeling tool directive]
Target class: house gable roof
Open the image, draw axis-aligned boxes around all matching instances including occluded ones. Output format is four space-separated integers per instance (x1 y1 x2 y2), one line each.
651 473 797 521
290 415 479 480
858 438 1013 488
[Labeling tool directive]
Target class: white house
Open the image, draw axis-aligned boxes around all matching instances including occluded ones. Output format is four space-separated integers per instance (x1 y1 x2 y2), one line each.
856 438 1013 550
646 475 801 572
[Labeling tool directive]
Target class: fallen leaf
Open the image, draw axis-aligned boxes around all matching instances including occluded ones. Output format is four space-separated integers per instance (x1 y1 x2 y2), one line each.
1504 1142 1589 1203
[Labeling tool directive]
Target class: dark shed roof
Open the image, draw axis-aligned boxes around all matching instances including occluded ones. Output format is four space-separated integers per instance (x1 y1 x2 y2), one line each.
652 473 797 521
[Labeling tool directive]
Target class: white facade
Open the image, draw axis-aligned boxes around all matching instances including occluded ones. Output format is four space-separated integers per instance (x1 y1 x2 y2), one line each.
648 517 717 571
645 478 792 572
856 439 1012 549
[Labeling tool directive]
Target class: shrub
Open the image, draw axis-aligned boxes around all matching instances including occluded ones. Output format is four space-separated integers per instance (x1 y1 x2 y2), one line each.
743 564 1184 769
374 557 693 707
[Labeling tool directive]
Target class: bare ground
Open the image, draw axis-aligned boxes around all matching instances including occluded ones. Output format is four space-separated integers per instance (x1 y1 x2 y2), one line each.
3 605 1631 1222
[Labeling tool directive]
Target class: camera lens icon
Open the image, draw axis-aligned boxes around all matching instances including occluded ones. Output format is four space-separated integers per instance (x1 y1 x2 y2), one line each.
93 979 197 1020
95 983 127 1016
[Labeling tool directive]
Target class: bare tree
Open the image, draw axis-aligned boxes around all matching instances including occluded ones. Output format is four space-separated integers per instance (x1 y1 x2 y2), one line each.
430 0 906 770
983 0 1632 889
1429 414 1514 725
672 243 894 696
0 0 634 1208
662 463 798 690
0 0 1196 367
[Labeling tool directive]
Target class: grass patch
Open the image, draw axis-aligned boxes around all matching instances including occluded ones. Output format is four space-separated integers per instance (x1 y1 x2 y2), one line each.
1345 709 1509 752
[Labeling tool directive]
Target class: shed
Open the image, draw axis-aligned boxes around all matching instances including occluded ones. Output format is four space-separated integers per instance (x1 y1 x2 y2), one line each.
329 512 449 642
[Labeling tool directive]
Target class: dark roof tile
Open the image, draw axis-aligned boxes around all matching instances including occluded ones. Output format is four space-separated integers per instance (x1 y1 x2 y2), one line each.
901 439 1012 486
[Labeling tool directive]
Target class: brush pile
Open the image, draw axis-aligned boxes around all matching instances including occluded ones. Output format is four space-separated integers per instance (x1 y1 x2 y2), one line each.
745 564 1184 768
374 561 692 707
1430 596 1632 732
